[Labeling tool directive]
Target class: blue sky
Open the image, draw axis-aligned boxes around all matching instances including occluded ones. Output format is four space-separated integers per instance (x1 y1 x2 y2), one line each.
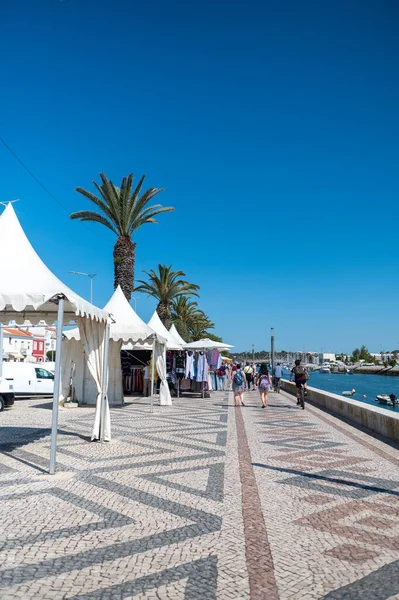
1 0 398 353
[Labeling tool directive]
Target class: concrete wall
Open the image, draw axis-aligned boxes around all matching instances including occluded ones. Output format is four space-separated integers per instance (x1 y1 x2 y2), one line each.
280 379 399 443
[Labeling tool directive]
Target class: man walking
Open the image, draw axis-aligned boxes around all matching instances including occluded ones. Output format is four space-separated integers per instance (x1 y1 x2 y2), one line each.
244 363 253 391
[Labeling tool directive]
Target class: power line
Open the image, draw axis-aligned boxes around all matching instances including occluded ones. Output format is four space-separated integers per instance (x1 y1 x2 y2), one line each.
0 134 109 240
0 135 71 214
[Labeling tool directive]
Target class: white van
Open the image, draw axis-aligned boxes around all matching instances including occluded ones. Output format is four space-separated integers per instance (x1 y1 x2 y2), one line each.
2 363 54 398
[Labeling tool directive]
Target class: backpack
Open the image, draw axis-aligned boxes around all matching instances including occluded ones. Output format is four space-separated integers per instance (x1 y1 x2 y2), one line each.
259 374 270 389
293 365 306 378
217 368 225 377
233 370 244 386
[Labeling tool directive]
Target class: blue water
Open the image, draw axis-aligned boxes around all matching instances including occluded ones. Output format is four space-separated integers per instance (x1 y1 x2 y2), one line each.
282 369 399 412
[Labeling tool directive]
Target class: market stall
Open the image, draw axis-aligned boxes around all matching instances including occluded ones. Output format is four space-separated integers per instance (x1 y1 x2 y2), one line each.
0 203 110 472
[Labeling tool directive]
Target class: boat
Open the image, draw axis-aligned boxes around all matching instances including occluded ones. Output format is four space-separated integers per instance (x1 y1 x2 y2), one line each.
342 389 356 397
376 394 398 406
347 369 353 374
320 364 330 373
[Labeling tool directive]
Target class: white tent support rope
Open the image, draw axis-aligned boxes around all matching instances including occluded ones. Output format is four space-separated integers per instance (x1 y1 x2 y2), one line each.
100 321 111 442
49 297 65 475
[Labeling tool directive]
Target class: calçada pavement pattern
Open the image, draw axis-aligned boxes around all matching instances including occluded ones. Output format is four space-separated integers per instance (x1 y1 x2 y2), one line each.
0 389 399 599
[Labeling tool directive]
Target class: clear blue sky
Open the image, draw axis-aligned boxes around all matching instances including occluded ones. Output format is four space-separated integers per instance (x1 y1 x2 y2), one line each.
1 0 398 354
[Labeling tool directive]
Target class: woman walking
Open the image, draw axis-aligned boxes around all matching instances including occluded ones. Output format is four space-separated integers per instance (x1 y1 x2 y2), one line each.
232 363 246 407
256 364 272 408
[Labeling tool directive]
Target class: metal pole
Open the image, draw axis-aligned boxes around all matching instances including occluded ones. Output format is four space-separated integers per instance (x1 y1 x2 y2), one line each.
271 327 275 373
252 344 254 362
150 337 155 412
90 277 93 305
100 322 110 442
49 298 64 475
0 323 3 378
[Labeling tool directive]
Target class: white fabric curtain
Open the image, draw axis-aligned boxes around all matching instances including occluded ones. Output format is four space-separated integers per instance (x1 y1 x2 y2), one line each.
59 338 82 402
155 342 172 406
77 317 111 441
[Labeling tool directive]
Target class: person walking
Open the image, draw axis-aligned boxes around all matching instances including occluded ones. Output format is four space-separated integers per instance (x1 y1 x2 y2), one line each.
256 363 272 408
143 361 151 397
244 362 253 392
217 362 227 390
252 363 258 390
232 363 246 406
273 362 283 393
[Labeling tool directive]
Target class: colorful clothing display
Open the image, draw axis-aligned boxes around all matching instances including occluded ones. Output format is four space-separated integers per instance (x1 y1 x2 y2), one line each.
196 352 208 382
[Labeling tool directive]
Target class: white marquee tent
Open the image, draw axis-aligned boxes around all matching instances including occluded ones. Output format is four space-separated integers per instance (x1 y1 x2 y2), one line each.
62 286 165 407
168 324 187 346
0 203 110 472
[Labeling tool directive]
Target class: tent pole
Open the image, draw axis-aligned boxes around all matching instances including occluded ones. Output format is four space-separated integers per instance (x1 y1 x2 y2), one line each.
150 337 155 413
0 323 3 378
49 298 64 475
100 322 110 442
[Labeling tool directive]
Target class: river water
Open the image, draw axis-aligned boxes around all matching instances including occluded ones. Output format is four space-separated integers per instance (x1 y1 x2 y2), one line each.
282 369 399 412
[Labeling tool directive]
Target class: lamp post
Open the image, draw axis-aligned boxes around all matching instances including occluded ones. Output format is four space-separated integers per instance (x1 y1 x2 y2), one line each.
252 344 254 362
69 271 98 305
131 297 138 312
271 327 275 372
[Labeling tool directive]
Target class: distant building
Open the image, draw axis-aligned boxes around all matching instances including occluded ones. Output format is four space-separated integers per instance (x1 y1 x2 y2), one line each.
3 328 33 362
318 352 336 364
2 324 57 363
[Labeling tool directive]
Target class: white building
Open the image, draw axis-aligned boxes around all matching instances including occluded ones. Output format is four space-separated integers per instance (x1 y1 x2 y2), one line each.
3 327 34 362
318 352 336 365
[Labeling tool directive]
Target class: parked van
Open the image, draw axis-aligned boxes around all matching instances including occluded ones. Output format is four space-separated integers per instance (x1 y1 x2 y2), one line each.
2 363 54 398
0 377 15 411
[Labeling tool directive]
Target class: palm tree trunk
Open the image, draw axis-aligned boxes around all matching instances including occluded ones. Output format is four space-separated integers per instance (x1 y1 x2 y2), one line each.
157 302 171 328
114 235 135 300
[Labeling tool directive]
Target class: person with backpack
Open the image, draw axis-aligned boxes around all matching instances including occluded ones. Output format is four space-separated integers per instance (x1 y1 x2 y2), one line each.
244 363 253 391
256 363 273 408
232 363 246 406
289 359 309 405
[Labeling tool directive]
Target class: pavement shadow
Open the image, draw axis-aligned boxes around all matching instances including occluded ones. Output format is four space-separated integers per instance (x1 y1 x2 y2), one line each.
253 462 399 497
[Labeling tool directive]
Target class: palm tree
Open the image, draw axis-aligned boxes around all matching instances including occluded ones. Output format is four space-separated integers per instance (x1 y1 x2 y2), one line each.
70 172 174 300
135 264 200 327
189 314 215 341
171 296 215 341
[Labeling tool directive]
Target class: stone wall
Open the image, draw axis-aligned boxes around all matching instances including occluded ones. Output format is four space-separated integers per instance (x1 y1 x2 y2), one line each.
280 379 399 443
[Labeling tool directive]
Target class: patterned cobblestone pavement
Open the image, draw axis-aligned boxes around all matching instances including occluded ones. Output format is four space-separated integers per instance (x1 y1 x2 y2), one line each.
0 390 398 599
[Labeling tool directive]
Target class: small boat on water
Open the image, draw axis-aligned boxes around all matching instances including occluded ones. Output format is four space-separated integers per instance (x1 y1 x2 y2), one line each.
342 389 356 397
347 369 353 374
376 394 398 406
320 365 330 373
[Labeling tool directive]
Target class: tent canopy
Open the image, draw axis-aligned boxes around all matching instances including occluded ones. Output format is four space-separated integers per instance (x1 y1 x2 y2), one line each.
148 311 182 350
65 286 165 345
0 204 109 325
184 338 234 350
168 324 186 346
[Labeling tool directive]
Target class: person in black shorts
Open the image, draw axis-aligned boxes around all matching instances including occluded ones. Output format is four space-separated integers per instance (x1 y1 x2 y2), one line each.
289 359 309 405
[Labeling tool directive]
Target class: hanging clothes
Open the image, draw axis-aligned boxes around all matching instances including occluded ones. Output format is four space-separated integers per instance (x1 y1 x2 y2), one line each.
196 352 208 382
175 352 185 378
185 351 195 379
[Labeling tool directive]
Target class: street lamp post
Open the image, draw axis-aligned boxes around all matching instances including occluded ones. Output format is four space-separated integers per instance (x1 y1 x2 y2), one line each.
271 327 275 372
131 297 138 312
69 271 98 305
252 344 254 362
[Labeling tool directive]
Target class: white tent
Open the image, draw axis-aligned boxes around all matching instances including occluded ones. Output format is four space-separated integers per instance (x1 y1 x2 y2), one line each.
63 286 164 406
0 203 110 472
148 311 182 351
168 323 187 346
184 338 234 350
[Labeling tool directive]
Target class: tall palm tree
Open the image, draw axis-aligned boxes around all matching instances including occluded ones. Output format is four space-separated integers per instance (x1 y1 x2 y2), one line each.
70 172 174 300
135 265 200 327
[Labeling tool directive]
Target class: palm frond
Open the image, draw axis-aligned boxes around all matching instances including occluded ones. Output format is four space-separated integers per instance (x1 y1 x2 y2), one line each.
70 211 117 234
